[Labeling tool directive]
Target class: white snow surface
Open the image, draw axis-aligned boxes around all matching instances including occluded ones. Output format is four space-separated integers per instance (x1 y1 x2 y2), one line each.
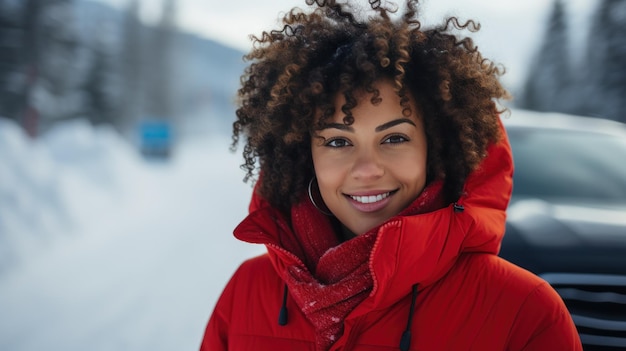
0 117 265 350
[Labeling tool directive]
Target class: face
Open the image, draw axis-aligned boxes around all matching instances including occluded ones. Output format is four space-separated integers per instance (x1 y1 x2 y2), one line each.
311 80 428 235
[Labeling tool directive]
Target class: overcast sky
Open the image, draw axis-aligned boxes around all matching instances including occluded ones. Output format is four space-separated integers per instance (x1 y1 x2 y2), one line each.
99 0 595 92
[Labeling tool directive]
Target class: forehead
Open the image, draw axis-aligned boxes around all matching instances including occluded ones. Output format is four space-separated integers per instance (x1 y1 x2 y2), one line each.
328 81 421 123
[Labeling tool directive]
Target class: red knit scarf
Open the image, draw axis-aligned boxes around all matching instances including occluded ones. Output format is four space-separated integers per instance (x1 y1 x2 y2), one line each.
279 181 445 351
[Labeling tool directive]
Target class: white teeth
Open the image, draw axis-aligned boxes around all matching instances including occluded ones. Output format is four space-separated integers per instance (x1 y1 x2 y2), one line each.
350 192 390 204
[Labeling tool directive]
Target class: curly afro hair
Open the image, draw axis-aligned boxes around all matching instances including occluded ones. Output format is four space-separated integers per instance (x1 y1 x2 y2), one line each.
232 0 510 214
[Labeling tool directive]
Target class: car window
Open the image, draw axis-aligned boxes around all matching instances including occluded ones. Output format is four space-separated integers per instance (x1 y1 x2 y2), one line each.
507 128 626 200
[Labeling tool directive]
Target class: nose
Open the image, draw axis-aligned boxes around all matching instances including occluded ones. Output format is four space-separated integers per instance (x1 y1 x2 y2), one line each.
351 147 385 181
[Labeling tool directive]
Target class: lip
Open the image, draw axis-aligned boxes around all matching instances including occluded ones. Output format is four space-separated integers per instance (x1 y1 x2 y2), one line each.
345 189 398 213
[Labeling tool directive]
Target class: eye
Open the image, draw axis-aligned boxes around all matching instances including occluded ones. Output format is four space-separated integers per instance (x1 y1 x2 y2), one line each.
325 138 352 148
383 134 409 144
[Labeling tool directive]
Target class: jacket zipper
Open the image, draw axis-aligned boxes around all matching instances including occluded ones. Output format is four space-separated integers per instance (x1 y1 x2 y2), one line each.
266 243 308 270
335 317 365 351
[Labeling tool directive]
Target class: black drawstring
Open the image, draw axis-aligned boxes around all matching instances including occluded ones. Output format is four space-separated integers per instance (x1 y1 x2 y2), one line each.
278 284 289 326
399 284 419 351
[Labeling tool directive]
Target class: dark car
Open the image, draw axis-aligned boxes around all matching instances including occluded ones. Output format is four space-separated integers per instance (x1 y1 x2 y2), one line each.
498 110 626 350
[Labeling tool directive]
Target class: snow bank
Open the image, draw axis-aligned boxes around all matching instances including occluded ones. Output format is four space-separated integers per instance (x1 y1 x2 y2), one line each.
0 117 265 350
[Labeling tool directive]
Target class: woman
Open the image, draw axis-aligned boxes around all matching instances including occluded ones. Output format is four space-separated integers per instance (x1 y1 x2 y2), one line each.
200 0 582 350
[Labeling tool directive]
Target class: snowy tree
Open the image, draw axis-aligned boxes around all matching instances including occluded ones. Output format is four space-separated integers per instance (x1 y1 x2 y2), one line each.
34 0 84 131
518 0 572 113
584 0 626 122
519 0 626 122
0 1 25 123
144 0 178 123
118 0 144 134
0 0 46 136
0 0 82 136
83 46 116 126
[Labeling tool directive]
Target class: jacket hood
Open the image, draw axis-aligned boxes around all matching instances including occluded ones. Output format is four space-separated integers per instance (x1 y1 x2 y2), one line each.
234 119 513 311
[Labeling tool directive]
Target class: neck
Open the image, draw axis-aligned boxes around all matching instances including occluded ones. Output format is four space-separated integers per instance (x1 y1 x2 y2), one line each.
339 223 357 241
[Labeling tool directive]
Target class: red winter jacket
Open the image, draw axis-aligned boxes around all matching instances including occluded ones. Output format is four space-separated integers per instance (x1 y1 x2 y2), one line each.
200 121 582 351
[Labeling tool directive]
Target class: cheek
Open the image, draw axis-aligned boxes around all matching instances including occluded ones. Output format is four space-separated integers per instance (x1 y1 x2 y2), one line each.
311 149 329 182
313 160 341 192
311 151 346 199
395 152 428 186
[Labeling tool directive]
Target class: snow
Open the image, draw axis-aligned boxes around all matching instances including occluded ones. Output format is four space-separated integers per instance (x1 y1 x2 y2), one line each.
0 117 265 350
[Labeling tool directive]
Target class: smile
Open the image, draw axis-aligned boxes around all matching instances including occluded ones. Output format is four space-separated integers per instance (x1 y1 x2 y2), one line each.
349 192 392 204
345 190 398 213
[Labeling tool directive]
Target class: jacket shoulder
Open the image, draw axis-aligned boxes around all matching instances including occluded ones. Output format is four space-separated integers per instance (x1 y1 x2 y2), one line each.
235 253 276 280
458 253 547 293
225 254 283 309
201 254 283 351
201 253 316 351
453 254 582 350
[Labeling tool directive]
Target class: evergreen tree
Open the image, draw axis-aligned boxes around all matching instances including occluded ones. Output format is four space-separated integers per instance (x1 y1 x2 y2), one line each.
118 0 144 134
0 0 79 136
518 0 571 113
144 0 177 123
585 0 626 122
4 0 45 136
83 46 115 126
35 0 82 130
0 2 25 122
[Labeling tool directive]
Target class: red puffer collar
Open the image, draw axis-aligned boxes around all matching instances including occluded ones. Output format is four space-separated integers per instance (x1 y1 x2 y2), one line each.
235 119 513 313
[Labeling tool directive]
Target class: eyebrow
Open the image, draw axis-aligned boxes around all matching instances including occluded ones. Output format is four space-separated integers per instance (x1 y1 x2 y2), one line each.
317 118 416 133
375 118 416 132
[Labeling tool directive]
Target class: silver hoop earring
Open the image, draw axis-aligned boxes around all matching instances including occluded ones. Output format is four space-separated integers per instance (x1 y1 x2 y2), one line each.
308 177 333 216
